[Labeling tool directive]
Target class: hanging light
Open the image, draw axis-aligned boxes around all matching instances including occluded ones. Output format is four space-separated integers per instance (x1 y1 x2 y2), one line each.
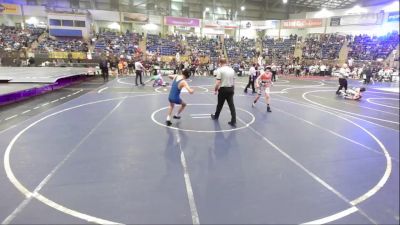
346 5 368 15
108 22 120 30
314 8 333 18
143 23 158 31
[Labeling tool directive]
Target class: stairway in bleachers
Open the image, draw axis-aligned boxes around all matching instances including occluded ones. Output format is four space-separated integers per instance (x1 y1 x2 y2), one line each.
338 40 349 64
385 44 399 68
294 42 303 60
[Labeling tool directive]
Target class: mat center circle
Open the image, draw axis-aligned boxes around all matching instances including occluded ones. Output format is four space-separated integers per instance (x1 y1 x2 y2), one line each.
151 104 255 133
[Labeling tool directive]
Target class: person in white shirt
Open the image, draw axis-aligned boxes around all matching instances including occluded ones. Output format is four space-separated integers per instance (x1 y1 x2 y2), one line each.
244 64 257 94
135 60 146 86
211 58 237 126
271 63 277 81
336 64 349 95
320 64 326 76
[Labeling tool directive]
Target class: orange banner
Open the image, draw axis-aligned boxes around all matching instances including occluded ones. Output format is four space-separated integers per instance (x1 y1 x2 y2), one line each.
282 19 322 29
0 4 21 15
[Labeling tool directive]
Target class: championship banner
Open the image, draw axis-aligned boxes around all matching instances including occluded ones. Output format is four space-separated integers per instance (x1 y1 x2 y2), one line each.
49 52 68 59
164 16 200 27
123 12 149 23
204 20 239 29
340 13 380 25
240 20 279 29
388 12 399 23
71 52 86 60
281 19 322 28
0 3 21 15
49 52 86 59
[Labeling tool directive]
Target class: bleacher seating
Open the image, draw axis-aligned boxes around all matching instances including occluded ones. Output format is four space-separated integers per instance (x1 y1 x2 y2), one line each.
37 36 88 53
186 36 219 57
262 36 296 61
146 34 183 56
240 38 256 59
348 31 399 60
302 34 345 60
93 31 142 55
0 25 45 51
224 38 241 62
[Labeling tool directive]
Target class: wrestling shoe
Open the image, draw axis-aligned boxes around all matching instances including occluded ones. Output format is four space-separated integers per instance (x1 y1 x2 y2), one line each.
173 115 181 119
252 102 256 107
166 120 172 126
228 121 236 127
267 106 272 112
211 114 218 120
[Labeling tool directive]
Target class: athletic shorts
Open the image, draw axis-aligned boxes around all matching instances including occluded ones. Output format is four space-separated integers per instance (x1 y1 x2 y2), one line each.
257 86 270 95
169 97 182 105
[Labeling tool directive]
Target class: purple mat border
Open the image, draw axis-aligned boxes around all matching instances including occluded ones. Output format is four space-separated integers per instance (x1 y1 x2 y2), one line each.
0 75 92 106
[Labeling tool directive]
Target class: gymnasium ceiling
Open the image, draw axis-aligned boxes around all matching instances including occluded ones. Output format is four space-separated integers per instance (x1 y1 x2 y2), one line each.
27 0 395 20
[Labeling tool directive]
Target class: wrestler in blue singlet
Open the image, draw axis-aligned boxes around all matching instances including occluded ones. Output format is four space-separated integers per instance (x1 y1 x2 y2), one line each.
168 76 183 104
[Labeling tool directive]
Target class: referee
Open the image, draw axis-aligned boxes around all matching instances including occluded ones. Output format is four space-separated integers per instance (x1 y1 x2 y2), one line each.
211 58 237 126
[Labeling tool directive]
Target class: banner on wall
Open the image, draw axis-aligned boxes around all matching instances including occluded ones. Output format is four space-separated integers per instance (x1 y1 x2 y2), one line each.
387 12 399 22
340 13 380 26
204 20 238 29
49 52 86 59
281 19 322 28
0 3 21 15
164 16 200 27
123 12 149 23
240 20 279 29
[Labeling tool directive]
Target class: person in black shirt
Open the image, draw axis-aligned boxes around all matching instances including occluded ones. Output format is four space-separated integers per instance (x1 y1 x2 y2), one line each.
99 58 109 82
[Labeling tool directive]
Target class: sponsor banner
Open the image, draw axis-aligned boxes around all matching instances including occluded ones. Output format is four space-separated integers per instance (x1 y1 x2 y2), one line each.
240 20 279 29
164 16 200 27
0 3 21 15
282 19 323 28
388 12 399 23
149 15 162 25
49 52 86 59
282 19 322 28
340 13 380 25
123 12 149 23
204 20 239 29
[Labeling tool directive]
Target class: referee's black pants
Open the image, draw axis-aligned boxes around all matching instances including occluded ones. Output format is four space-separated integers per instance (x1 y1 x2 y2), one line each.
272 71 277 82
214 87 236 123
135 70 143 85
336 78 348 94
244 76 255 93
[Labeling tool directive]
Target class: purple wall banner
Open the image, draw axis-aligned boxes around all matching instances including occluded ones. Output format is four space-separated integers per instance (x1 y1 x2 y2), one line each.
164 16 200 27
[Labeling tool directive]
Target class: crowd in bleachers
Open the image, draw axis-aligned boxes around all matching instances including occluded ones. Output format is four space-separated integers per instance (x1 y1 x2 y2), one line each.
348 31 399 60
224 37 241 62
262 35 297 62
93 31 142 56
0 25 44 51
302 34 345 60
186 36 221 59
37 36 89 53
239 37 257 59
146 34 184 56
1 23 399 77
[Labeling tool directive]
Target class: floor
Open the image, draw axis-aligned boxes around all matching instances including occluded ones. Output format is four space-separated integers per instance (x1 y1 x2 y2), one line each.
0 75 398 224
0 67 92 83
